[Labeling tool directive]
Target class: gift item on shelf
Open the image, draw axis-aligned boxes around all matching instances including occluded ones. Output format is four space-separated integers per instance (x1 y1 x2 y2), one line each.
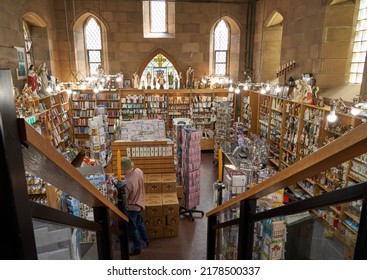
214 102 234 160
172 118 192 185
180 127 204 221
88 107 110 167
253 217 287 260
116 119 166 141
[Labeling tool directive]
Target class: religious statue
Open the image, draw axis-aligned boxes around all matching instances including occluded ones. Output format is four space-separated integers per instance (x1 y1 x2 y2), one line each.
174 76 178 89
158 73 166 89
37 62 49 95
186 65 194 89
179 72 184 89
146 71 152 89
132 72 139 89
27 64 39 97
168 71 174 89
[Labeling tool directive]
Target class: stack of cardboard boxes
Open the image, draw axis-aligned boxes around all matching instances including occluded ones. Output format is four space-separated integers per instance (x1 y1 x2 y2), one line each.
143 173 182 238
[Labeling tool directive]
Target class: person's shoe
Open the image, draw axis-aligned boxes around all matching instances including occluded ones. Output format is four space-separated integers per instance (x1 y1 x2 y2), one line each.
129 249 141 256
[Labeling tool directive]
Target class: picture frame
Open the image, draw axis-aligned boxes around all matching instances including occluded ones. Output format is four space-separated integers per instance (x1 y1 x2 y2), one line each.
123 79 131 88
14 46 27 80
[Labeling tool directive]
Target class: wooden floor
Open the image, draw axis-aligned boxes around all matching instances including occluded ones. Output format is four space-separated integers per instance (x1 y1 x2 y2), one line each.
130 151 217 260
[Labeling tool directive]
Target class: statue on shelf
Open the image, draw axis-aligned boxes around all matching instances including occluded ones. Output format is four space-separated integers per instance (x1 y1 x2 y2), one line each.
132 72 139 89
168 71 174 89
179 72 184 89
37 62 49 95
186 65 194 89
174 75 178 89
146 71 152 89
27 64 39 98
158 73 166 89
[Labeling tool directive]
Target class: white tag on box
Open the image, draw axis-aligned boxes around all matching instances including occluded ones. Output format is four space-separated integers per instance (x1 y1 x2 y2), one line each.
126 147 131 157
158 146 163 156
154 147 159 157
147 147 151 157
162 147 166 156
140 147 144 157
132 148 136 157
167 146 172 156
143 147 147 157
150 147 155 157
135 147 140 157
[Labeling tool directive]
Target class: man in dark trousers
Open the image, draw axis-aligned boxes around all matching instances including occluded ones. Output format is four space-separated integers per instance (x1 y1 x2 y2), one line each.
121 157 150 256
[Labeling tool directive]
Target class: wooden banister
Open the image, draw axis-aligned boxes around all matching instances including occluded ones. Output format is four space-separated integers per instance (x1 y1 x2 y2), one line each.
18 119 128 222
206 121 367 217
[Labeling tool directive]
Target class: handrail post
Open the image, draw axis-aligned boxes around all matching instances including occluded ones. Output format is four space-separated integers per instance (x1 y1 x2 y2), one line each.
354 192 367 260
0 69 37 259
119 220 130 260
207 215 217 260
238 199 256 260
94 206 112 259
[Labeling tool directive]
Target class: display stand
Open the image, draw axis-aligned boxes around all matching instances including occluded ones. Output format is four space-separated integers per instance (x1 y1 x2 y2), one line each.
180 127 204 221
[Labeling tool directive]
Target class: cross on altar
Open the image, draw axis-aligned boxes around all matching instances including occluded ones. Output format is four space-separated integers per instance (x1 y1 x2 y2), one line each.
154 54 166 67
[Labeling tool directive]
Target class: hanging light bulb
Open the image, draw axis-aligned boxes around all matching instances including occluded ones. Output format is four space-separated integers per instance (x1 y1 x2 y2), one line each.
327 101 337 122
260 85 266 94
275 84 281 93
93 84 99 93
265 81 271 92
66 87 72 95
243 83 249 91
235 86 240 94
46 83 52 93
116 75 122 82
229 83 234 92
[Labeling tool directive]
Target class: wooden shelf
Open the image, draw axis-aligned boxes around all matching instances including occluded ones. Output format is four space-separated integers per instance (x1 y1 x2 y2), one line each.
344 211 360 224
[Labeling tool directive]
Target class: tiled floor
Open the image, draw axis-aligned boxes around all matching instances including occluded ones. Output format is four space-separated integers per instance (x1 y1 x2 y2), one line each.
130 151 217 260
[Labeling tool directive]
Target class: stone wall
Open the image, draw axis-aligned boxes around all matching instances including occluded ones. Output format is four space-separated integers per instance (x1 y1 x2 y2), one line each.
0 0 57 90
253 0 357 93
52 0 250 82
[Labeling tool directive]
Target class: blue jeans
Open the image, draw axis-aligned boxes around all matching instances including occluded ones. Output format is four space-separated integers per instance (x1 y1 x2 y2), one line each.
128 210 149 252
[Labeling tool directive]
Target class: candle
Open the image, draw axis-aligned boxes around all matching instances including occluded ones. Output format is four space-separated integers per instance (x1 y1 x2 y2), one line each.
218 148 223 182
117 149 121 180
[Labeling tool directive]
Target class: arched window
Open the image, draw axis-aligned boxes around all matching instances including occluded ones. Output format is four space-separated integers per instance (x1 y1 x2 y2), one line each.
84 17 102 76
23 20 33 69
213 19 230 76
143 1 175 38
349 0 367 84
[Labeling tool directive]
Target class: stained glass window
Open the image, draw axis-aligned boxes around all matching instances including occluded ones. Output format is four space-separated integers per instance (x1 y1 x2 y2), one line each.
350 0 367 83
85 17 102 76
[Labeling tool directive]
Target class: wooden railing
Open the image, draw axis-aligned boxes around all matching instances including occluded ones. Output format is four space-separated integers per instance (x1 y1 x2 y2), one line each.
0 69 128 259
206 121 367 260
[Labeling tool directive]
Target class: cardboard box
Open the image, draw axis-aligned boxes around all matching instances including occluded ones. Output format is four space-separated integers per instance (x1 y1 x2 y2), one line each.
162 193 179 216
145 194 162 217
147 174 162 183
148 226 164 238
163 225 179 237
145 182 162 193
143 217 154 228
166 215 179 226
161 173 177 192
153 217 164 227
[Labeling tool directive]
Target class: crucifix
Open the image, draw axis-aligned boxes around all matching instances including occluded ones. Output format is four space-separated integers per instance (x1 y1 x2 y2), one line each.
154 54 166 67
